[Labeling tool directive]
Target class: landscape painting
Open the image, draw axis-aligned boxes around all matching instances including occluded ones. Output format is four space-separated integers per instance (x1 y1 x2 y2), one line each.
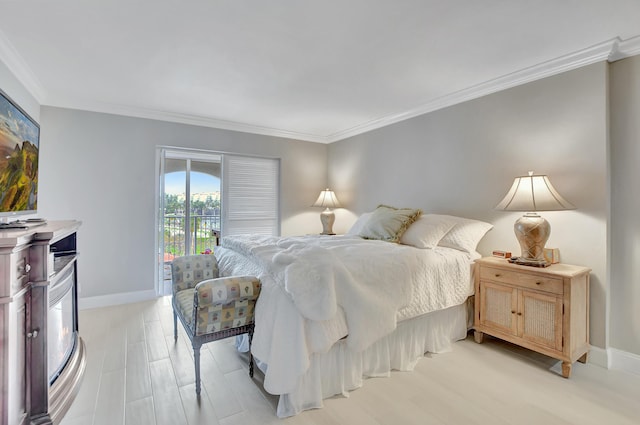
0 89 39 213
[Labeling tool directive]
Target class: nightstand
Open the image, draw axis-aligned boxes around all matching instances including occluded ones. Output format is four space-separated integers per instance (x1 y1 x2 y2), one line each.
473 257 591 378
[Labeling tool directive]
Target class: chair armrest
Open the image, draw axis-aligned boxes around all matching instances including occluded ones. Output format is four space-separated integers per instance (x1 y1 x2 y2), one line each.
195 276 261 308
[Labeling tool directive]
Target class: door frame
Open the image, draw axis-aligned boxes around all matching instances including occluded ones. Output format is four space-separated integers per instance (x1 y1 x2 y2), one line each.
154 146 222 296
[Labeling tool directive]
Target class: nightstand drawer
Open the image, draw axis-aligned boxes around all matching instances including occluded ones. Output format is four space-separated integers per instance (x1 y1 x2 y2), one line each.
480 266 563 294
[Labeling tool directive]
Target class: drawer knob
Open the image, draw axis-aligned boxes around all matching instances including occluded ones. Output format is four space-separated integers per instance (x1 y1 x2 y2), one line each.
19 263 31 273
27 329 39 339
495 273 502 277
536 281 542 285
517 312 522 316
511 310 516 314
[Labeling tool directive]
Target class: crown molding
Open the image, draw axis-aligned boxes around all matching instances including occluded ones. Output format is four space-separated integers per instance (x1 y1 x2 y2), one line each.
47 96 332 144
326 38 624 143
2 30 639 145
58 35 639 144
609 35 640 62
0 28 46 103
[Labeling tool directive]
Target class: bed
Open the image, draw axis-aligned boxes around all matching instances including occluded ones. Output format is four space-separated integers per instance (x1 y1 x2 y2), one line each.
215 209 492 417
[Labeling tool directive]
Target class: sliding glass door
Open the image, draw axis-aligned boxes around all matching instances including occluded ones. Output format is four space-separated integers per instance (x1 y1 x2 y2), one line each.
158 150 221 295
156 148 280 296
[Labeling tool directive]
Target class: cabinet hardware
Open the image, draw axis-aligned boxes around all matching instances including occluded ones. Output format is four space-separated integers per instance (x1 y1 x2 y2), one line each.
18 263 31 273
27 329 39 339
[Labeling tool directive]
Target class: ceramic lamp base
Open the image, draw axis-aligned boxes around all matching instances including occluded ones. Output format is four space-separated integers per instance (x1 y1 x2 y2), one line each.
319 208 336 235
514 213 550 265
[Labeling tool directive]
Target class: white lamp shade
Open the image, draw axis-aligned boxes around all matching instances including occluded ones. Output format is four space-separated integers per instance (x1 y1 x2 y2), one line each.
312 189 341 208
495 173 575 212
496 172 575 265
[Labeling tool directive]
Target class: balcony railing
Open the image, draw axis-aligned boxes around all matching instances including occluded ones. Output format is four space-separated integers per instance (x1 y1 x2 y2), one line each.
164 214 220 261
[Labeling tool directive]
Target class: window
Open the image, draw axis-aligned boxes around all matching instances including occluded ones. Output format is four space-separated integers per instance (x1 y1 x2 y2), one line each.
222 155 280 236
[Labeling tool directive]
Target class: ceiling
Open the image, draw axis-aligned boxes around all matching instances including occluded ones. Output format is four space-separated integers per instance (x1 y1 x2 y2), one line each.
1 1 639 143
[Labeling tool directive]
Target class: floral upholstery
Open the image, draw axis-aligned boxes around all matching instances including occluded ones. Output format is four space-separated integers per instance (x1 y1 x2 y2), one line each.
170 254 261 395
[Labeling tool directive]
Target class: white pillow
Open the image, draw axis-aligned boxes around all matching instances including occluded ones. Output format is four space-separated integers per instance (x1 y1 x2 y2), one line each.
346 212 372 236
400 214 457 249
435 214 493 254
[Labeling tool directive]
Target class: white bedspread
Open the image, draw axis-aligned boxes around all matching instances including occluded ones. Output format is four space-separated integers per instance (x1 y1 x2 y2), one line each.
216 234 473 394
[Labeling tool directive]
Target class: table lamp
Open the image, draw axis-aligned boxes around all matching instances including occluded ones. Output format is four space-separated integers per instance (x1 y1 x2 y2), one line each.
312 188 341 235
495 172 575 266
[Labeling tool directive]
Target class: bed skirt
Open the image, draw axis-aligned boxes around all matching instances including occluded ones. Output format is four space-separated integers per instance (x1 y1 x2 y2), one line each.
270 300 470 417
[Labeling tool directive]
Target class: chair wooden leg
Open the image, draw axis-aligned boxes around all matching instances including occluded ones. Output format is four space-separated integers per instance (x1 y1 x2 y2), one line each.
248 330 254 378
193 342 202 395
173 309 178 341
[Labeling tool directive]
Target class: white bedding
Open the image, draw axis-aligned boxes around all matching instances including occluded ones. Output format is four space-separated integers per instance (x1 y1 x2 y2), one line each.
216 234 474 395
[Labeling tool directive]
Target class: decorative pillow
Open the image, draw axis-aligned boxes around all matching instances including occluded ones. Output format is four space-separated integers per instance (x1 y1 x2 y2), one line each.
400 214 457 249
358 205 422 242
346 212 373 236
435 214 493 254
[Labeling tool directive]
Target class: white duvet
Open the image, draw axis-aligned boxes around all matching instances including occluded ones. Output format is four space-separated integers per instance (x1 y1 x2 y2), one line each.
215 234 473 395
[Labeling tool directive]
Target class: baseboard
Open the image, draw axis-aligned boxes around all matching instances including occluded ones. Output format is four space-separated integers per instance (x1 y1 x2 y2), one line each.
588 345 640 376
78 290 158 310
610 348 640 376
587 345 609 369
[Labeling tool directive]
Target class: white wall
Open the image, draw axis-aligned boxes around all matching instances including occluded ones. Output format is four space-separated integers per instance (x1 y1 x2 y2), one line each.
610 55 640 357
328 63 610 349
37 107 327 302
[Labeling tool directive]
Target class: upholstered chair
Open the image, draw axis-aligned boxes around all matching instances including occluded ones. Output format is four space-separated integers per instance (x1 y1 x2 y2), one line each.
171 254 261 395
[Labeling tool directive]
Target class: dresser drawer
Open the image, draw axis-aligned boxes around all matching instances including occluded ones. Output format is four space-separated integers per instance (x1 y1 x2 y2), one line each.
12 248 31 295
0 247 31 297
480 266 563 295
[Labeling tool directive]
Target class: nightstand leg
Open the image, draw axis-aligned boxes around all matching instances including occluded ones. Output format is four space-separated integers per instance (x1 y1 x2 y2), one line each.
561 361 572 378
577 352 588 364
474 330 484 344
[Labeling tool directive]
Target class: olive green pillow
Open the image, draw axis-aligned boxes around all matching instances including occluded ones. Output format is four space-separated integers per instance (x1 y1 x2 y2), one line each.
358 205 422 242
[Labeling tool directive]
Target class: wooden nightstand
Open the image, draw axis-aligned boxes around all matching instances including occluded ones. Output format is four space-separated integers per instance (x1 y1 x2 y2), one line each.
473 257 591 378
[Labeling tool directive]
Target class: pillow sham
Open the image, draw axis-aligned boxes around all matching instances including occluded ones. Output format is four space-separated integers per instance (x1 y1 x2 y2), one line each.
346 212 372 236
400 214 457 249
435 214 493 254
358 205 422 242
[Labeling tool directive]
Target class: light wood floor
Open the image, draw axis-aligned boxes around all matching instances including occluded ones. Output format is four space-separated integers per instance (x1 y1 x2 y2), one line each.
60 297 640 425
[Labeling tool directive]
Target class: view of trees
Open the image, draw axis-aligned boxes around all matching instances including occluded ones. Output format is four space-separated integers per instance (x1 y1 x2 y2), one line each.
163 193 221 258
164 193 220 216
163 168 221 259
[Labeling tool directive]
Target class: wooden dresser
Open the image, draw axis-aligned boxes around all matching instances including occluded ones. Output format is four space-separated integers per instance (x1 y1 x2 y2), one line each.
473 257 591 378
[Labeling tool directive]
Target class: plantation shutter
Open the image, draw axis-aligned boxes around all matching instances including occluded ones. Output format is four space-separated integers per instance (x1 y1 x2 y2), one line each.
221 155 280 236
